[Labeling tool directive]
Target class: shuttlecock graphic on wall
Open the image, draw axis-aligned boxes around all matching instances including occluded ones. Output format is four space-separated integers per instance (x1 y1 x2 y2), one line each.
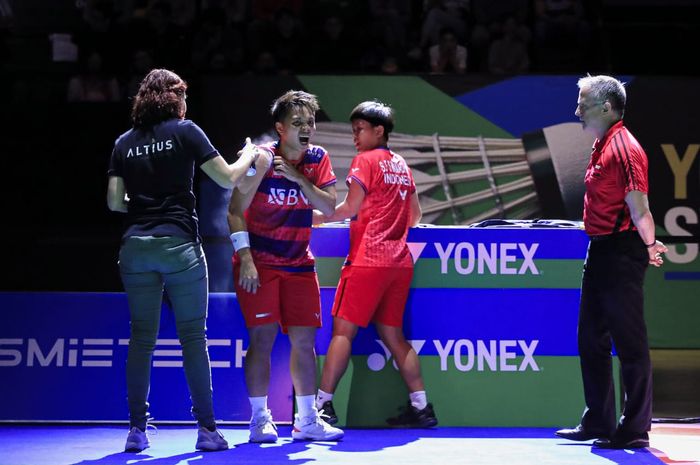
312 122 595 224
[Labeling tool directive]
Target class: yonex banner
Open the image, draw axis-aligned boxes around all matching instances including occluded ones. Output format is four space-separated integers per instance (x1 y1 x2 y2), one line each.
1 225 616 426
317 288 581 357
311 224 624 427
0 293 293 423
312 225 590 290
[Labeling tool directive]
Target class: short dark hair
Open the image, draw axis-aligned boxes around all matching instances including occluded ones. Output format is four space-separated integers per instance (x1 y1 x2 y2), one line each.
131 69 187 128
349 100 395 138
270 90 320 124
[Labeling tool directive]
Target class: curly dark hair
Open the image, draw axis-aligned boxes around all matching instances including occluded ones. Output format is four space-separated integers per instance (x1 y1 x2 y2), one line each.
131 69 187 128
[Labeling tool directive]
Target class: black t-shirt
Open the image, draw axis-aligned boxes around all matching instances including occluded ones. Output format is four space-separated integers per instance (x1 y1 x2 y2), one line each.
108 119 219 242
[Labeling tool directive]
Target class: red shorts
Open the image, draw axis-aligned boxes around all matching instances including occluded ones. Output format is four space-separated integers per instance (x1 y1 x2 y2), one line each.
331 266 413 328
234 264 321 332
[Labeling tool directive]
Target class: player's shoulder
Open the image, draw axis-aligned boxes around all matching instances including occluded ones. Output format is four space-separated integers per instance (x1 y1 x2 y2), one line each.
304 144 329 163
258 140 278 156
172 118 198 131
114 127 134 147
389 149 408 163
357 146 390 160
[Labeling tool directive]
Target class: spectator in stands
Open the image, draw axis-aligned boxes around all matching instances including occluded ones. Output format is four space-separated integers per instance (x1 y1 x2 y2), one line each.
253 49 279 75
487 15 530 75
419 0 469 50
470 0 530 71
429 27 467 74
534 0 589 48
126 1 190 72
367 0 411 57
191 7 246 73
73 0 124 71
310 12 358 73
0 0 13 69
201 0 248 26
270 8 308 74
124 49 154 100
0 0 13 30
67 50 121 102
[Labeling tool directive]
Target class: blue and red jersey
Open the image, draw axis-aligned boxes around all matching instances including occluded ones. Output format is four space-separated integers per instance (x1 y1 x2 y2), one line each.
584 120 649 236
240 141 336 270
346 147 416 268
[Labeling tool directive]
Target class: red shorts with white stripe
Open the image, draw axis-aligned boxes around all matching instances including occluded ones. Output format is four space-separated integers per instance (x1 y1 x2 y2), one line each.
331 266 413 328
234 264 321 333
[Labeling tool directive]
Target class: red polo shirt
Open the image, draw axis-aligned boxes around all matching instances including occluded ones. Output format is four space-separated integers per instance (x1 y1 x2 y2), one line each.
583 120 649 236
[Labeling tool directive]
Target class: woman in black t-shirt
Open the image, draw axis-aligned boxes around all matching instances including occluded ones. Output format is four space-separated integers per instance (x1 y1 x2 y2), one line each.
107 69 258 453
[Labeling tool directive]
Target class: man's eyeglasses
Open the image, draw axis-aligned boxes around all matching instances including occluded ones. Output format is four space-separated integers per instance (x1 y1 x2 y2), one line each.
577 101 605 112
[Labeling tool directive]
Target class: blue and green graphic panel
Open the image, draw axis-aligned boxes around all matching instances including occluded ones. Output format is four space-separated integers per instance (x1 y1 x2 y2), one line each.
311 224 619 427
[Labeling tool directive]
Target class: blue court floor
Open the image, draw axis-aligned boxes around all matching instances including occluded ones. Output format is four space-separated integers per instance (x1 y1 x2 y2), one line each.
0 424 697 465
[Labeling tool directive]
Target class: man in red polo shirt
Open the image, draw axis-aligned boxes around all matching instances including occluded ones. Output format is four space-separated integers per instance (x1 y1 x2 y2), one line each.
312 101 437 428
556 75 667 449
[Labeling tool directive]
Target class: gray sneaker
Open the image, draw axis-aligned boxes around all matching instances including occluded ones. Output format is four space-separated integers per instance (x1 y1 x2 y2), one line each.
292 412 344 441
124 426 150 452
249 409 278 443
195 426 229 451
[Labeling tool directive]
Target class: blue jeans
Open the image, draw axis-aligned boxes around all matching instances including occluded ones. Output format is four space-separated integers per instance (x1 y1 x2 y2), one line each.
119 236 215 430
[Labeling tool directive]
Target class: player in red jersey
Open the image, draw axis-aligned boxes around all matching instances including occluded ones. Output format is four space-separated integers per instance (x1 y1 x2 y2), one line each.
313 101 438 428
227 90 343 443
555 75 667 449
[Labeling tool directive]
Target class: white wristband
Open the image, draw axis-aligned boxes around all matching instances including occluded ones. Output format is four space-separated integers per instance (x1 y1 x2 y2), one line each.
230 231 250 252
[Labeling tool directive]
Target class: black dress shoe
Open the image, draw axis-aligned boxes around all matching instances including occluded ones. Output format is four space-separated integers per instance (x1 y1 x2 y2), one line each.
555 425 605 441
593 436 649 449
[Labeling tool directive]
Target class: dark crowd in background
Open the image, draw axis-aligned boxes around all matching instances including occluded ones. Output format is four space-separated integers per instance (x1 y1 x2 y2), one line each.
1 0 699 105
0 0 698 293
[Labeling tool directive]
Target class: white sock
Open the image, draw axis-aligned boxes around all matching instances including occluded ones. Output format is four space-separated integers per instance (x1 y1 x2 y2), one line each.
249 396 268 418
316 389 334 410
296 394 318 419
409 391 427 410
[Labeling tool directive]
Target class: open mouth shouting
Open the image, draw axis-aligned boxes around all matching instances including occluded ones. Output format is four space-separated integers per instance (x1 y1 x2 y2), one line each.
299 135 310 146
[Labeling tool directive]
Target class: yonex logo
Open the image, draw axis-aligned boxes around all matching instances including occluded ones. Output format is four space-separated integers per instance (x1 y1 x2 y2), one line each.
406 242 427 264
399 189 407 200
367 339 425 371
366 339 540 372
435 242 540 275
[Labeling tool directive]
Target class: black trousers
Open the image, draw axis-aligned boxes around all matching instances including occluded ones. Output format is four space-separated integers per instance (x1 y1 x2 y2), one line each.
578 231 652 437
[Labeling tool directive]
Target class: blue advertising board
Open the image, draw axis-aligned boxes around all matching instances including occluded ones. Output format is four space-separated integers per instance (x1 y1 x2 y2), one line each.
0 292 293 423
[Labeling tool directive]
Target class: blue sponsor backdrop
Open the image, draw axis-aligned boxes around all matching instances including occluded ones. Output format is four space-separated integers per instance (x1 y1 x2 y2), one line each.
310 223 590 260
0 292 293 423
312 225 587 359
317 288 581 358
1 225 588 422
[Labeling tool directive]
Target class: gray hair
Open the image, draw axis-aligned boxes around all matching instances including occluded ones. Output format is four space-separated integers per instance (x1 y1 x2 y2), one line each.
577 74 627 116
